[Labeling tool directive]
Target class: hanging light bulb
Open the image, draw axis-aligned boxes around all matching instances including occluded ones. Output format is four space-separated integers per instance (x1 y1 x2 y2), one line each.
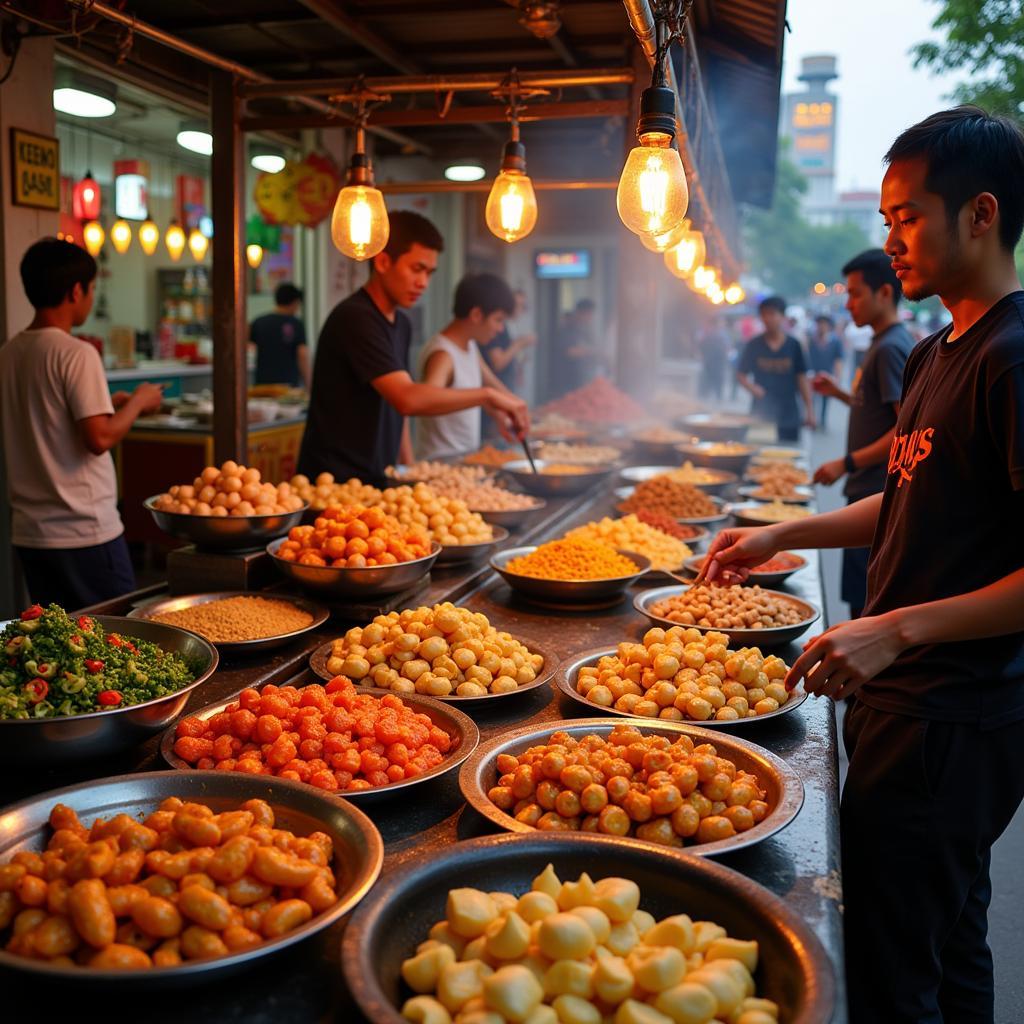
485 113 538 244
165 220 186 261
640 217 689 254
617 77 688 237
109 219 132 254
707 281 725 305
188 227 209 261
138 218 160 255
82 220 105 257
331 120 389 261
246 244 264 269
664 227 707 281
72 172 102 221
724 283 745 305
686 265 716 293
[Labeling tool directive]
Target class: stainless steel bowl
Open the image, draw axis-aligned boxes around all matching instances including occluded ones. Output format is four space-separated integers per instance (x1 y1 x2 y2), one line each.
266 538 441 598
342 832 835 1024
620 464 738 497
556 646 809 725
615 486 732 527
738 484 814 505
0 770 382 983
500 459 613 497
630 435 691 462
144 496 308 551
490 546 651 605
161 686 478 803
128 591 330 654
675 441 756 476
679 412 754 442
683 551 808 588
308 639 559 705
634 584 821 647
434 525 510 566
729 501 816 529
460 716 804 856
472 498 548 531
0 615 218 767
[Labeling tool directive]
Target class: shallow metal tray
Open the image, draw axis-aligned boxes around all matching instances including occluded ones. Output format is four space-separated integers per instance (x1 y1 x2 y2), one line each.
679 412 754 442
633 585 821 647
490 545 651 604
434 525 510 566
472 498 547 530
144 496 307 552
342 832 835 1024
0 770 382 984
500 459 614 497
620 463 738 496
309 639 559 706
460 716 804 856
128 591 329 654
0 615 218 767
674 441 756 476
615 487 731 527
556 646 809 725
738 484 814 504
161 686 479 803
682 551 808 588
729 500 817 529
266 538 441 597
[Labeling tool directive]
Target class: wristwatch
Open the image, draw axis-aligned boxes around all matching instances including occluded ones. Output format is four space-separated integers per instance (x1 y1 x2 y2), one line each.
844 452 857 474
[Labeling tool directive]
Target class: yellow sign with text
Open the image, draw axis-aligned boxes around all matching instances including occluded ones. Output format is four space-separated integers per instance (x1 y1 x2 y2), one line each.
10 128 60 210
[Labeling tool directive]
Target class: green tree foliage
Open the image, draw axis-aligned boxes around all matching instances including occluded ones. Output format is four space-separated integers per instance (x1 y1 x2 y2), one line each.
743 143 870 299
912 0 1024 115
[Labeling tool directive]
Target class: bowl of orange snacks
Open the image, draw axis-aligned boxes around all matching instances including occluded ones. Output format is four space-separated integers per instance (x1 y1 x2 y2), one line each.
266 504 441 597
0 770 383 978
162 677 479 802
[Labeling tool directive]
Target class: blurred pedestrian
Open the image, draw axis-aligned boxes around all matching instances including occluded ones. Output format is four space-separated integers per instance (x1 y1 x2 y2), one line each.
807 314 844 429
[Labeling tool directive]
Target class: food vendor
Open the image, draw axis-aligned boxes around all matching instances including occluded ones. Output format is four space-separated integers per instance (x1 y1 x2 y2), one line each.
705 106 1024 1024
0 239 163 609
417 272 518 460
298 211 529 486
248 281 310 388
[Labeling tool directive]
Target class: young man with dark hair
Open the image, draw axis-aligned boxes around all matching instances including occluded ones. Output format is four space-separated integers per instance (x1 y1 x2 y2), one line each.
298 211 528 483
807 314 844 429
703 106 1024 1024
551 297 598 399
736 295 816 440
248 281 309 388
482 288 536 394
813 248 916 617
417 273 517 459
0 238 163 608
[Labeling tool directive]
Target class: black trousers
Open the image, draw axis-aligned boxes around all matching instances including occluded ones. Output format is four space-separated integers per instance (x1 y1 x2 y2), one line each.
840 544 870 618
842 700 1024 1023
15 535 136 612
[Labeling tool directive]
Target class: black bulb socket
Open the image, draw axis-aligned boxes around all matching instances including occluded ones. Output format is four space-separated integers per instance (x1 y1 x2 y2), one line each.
637 85 676 141
500 139 527 174
346 150 375 187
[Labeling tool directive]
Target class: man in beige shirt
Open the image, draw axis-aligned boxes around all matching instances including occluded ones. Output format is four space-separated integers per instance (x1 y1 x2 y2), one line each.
0 238 162 608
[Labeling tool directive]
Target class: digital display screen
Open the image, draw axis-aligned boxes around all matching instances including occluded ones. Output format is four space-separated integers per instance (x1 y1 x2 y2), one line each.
535 249 591 279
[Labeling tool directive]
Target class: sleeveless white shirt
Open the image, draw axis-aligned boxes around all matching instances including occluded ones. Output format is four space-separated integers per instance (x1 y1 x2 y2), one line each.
415 333 483 459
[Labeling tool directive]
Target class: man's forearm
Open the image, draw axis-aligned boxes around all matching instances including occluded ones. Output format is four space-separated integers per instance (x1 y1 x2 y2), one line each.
798 375 814 415
770 492 883 550
851 428 895 470
736 373 758 396
891 567 1024 647
398 383 491 417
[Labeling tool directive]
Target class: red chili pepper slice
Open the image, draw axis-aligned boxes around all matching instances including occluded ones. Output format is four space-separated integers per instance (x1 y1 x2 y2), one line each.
124 642 138 655
97 690 122 707
77 616 94 631
20 605 44 621
84 659 105 674
108 635 123 648
24 679 48 703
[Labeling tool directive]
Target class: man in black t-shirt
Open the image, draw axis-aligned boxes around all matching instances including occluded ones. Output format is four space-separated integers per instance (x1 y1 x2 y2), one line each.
248 282 309 388
736 295 815 440
807 314 844 428
298 212 528 485
703 107 1024 1023
812 249 916 616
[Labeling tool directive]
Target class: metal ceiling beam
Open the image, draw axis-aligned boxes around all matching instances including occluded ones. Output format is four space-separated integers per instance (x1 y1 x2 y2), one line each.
295 0 420 76
238 66 634 98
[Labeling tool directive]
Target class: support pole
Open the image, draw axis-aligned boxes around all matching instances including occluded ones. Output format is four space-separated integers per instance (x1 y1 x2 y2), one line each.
210 70 247 464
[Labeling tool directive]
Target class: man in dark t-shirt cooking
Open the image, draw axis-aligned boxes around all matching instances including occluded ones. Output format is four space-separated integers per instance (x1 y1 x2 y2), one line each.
812 249 916 616
737 295 816 440
298 212 528 485
703 106 1024 1023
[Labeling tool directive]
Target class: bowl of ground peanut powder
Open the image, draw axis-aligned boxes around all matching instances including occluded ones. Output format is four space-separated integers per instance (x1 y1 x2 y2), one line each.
129 592 330 654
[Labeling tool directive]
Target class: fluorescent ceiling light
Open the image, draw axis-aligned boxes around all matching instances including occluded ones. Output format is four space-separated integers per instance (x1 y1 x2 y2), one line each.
251 153 286 173
54 87 116 118
177 129 213 156
445 163 486 182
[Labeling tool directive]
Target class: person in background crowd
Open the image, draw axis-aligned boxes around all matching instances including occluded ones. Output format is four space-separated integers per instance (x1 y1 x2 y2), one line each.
248 282 309 389
807 314 845 429
551 297 597 399
417 273 519 459
298 211 528 485
482 288 536 394
812 249 915 617
704 106 1024 1024
0 239 163 608
736 295 816 440
697 311 730 401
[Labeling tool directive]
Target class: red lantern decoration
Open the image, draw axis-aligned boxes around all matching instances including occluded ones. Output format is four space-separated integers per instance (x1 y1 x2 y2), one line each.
72 171 101 221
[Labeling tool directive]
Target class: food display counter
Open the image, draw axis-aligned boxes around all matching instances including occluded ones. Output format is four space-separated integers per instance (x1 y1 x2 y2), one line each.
0 467 846 1022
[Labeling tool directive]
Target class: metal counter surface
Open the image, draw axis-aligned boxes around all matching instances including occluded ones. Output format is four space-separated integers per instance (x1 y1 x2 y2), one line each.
0 478 845 1023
